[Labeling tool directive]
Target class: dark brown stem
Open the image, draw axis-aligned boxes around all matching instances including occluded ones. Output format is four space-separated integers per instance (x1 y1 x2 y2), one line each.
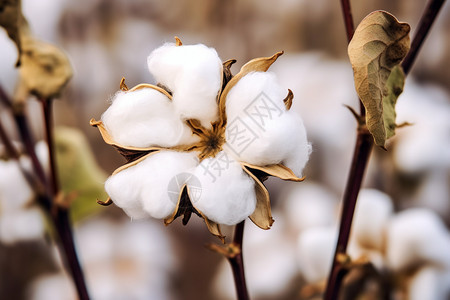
0 116 20 160
401 0 446 75
39 98 90 300
228 220 250 300
324 0 446 299
340 0 355 43
41 99 59 196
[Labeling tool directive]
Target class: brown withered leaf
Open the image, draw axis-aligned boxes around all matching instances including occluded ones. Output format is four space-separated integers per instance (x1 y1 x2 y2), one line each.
18 37 73 99
348 10 410 148
0 0 24 65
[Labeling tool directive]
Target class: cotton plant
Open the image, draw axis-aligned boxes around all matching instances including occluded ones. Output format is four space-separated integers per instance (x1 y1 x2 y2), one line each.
28 218 177 300
91 37 311 239
293 188 450 299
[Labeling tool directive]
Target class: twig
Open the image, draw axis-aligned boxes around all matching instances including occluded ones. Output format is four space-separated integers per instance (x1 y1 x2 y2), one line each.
228 221 250 300
39 97 90 300
401 0 446 74
323 0 446 299
41 99 59 196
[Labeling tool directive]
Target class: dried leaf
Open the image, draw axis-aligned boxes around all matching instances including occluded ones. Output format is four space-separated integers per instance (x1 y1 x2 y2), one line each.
242 162 305 182
0 0 24 65
19 37 73 99
242 167 273 230
348 10 410 147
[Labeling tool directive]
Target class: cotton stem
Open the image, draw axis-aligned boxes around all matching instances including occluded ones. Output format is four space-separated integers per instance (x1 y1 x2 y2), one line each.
324 0 446 299
228 220 250 300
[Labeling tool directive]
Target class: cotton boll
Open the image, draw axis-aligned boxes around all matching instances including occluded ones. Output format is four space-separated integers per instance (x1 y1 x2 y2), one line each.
224 72 311 175
28 273 77 300
105 151 199 220
0 208 45 244
101 88 198 148
297 226 337 283
147 43 222 126
394 80 450 172
352 189 394 251
187 151 256 225
279 181 338 233
347 240 386 270
386 208 450 271
407 267 450 300
75 218 176 300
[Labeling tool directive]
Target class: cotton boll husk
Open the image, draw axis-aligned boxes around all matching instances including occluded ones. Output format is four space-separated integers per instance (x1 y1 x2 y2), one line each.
214 217 298 299
297 226 337 283
347 240 386 270
187 151 256 225
224 72 311 175
386 208 450 271
279 181 339 233
147 43 222 126
105 151 199 220
0 208 45 244
351 189 394 251
407 266 450 300
102 88 197 148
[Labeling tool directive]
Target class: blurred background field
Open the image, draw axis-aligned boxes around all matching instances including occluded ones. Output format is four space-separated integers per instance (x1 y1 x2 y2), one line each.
0 0 450 299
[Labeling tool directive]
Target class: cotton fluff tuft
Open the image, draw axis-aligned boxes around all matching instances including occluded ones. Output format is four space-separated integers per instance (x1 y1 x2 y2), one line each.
407 267 450 300
352 189 394 251
102 88 198 148
187 151 256 225
386 208 450 271
147 43 222 126
105 151 199 219
280 182 338 232
297 226 337 283
224 72 311 176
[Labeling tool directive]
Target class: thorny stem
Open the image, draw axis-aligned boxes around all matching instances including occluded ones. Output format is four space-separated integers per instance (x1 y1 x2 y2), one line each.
228 221 250 300
324 0 446 299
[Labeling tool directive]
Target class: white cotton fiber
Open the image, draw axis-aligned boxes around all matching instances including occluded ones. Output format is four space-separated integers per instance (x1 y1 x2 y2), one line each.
105 151 199 220
101 88 198 148
297 226 337 283
0 208 45 244
407 267 450 300
351 189 394 251
224 72 310 176
187 151 256 225
0 159 34 211
280 181 338 232
147 43 222 126
386 208 450 271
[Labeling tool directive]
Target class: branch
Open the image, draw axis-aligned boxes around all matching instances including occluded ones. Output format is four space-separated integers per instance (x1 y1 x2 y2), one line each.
39 97 90 300
401 0 446 74
324 0 446 299
228 220 250 300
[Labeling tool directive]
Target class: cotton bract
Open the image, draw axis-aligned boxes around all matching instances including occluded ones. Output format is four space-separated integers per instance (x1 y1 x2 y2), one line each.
92 38 311 238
